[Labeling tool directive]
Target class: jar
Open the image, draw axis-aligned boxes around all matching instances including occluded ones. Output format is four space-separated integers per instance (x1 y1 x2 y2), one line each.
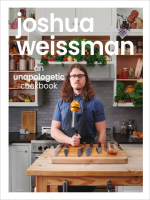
133 43 137 53
126 40 131 47
29 58 35 70
19 55 27 71
117 72 122 79
137 46 143 53
20 8 26 17
122 68 129 79
137 39 143 47
9 55 16 71
126 46 130 53
118 46 121 54
12 42 18 54
129 68 135 79
16 62 19 71
107 141 118 156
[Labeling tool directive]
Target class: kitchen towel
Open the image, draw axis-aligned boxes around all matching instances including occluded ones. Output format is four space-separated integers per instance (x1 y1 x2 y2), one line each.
118 28 130 39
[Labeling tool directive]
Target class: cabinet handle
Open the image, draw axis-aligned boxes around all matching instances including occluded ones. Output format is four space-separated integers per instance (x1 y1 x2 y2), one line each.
25 151 27 153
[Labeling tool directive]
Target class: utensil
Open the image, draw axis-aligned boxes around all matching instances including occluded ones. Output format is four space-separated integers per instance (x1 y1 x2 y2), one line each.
96 142 102 154
118 144 123 151
55 143 64 157
64 144 69 157
86 142 93 157
77 142 86 157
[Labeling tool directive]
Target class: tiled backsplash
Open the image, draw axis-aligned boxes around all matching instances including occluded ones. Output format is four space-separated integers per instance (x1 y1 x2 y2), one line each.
9 81 143 133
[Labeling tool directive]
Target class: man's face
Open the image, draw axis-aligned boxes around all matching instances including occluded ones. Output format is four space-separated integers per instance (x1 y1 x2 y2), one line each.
69 68 86 91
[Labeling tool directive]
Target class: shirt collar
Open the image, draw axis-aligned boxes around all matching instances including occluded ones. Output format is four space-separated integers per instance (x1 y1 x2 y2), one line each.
73 93 82 99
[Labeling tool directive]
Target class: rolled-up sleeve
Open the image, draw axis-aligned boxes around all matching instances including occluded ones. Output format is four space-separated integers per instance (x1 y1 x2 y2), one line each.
52 99 62 122
94 100 106 122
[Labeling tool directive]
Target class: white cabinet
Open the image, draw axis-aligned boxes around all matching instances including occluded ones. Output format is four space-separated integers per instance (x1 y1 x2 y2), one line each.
9 143 31 192
36 8 111 33
36 8 75 32
76 8 112 32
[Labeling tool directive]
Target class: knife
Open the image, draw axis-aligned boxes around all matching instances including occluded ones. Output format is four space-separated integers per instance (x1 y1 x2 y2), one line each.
55 143 64 157
118 144 123 151
86 142 93 157
104 143 107 152
64 144 69 157
77 142 86 157
96 142 102 154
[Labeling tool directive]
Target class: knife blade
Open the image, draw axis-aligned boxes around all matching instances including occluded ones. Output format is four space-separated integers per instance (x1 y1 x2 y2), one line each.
77 142 86 157
96 142 102 154
118 144 123 151
55 143 64 157
64 144 69 157
104 143 107 152
86 142 93 157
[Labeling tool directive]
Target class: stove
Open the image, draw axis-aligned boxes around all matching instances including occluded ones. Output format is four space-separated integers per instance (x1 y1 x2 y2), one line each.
31 127 59 153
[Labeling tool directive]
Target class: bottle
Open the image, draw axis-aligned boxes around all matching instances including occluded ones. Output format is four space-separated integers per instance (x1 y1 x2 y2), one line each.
129 68 135 79
120 121 126 134
9 55 16 71
122 68 129 79
127 119 133 135
19 55 27 71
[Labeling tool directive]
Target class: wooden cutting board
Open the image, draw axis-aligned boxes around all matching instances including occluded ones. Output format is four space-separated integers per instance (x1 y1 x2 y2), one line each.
51 144 128 164
21 111 36 133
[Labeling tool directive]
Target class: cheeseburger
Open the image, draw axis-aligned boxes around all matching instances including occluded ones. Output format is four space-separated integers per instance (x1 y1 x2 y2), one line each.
70 100 81 112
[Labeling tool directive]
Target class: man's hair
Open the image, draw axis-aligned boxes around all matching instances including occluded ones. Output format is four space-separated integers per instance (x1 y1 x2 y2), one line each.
60 63 95 102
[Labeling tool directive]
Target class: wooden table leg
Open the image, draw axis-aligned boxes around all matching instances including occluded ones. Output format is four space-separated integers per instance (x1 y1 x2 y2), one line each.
36 176 48 192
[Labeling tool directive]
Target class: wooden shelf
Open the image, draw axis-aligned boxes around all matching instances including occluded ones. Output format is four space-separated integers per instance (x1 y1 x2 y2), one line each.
9 71 35 72
117 53 143 56
117 79 138 81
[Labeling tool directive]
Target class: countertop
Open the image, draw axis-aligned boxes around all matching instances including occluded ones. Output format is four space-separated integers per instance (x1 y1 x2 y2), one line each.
9 132 143 145
113 133 143 144
26 148 143 177
9 132 38 145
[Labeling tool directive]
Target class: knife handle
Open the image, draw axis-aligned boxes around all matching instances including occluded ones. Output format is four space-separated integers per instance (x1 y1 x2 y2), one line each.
83 142 86 147
98 142 101 147
75 130 78 136
90 142 94 147
60 143 64 147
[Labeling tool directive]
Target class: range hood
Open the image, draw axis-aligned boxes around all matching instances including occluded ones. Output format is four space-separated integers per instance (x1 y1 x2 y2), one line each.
35 63 115 81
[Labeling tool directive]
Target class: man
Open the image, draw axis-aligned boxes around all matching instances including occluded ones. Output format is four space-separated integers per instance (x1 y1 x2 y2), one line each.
51 63 106 192
51 63 106 147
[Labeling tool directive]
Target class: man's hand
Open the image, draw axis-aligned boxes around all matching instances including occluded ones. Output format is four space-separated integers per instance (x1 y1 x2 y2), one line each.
70 134 81 146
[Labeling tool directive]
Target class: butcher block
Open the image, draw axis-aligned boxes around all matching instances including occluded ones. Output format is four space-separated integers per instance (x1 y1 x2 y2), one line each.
50 144 128 164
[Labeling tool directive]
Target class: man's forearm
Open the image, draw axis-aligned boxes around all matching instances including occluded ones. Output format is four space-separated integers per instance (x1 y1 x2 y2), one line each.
51 127 72 144
97 130 106 144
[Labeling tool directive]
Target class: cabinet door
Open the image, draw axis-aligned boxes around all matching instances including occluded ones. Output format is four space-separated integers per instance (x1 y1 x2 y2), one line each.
11 145 30 192
77 8 112 32
45 8 75 32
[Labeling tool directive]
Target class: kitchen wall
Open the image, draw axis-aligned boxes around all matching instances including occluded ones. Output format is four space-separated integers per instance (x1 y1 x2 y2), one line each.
9 81 143 133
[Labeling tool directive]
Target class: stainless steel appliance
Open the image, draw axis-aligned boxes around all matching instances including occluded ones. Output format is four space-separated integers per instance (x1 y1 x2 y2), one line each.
31 126 59 192
94 126 114 143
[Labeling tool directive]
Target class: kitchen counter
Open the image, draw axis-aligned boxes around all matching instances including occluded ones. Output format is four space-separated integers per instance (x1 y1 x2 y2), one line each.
9 132 38 145
113 133 143 144
26 148 143 192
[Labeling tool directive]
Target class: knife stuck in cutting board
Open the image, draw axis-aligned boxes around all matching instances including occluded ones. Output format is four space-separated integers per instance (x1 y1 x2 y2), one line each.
86 142 93 157
64 144 69 157
96 142 102 154
55 143 64 157
77 142 86 157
